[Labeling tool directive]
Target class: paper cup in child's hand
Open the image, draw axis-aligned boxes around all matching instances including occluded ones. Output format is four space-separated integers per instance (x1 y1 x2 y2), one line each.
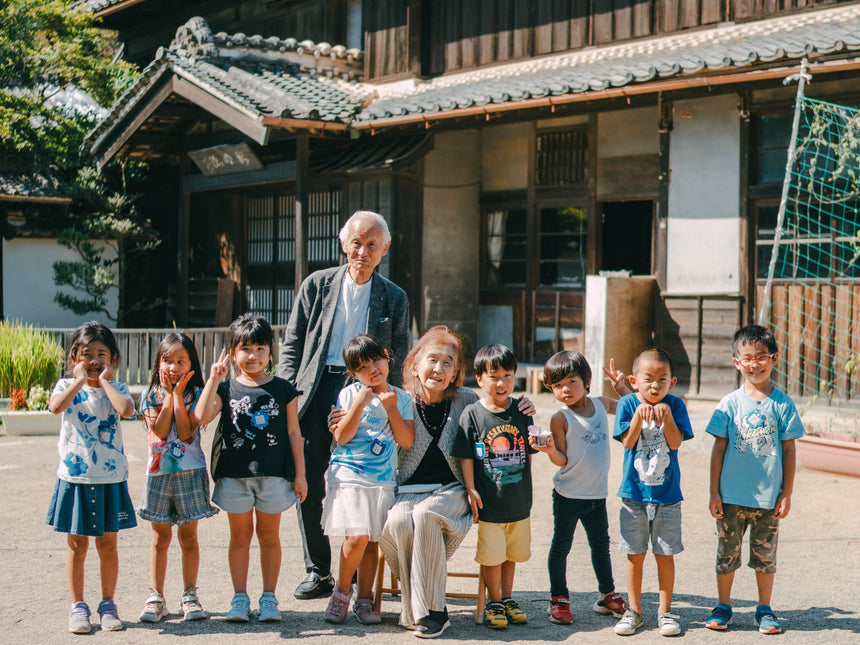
528 424 551 447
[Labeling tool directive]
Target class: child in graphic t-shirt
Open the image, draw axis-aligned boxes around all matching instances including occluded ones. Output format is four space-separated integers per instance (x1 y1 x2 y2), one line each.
453 344 536 630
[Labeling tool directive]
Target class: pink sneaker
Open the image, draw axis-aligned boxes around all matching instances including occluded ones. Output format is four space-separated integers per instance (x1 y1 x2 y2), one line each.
324 587 351 624
353 597 381 624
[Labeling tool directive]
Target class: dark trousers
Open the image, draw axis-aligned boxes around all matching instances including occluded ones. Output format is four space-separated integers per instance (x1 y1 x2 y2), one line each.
547 490 615 598
296 370 345 575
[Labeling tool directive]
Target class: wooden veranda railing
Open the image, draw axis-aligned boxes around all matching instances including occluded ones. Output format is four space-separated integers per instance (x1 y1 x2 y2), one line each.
45 326 287 388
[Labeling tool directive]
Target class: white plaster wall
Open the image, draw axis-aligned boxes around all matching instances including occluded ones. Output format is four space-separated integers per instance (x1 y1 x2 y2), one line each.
667 95 741 294
598 106 659 157
3 238 118 327
422 130 482 337
481 122 529 192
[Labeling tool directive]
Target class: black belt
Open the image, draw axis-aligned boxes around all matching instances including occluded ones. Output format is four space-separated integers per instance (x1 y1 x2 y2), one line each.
325 365 347 374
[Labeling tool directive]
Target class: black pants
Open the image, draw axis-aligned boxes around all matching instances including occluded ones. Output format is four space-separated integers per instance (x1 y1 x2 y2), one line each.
296 370 345 575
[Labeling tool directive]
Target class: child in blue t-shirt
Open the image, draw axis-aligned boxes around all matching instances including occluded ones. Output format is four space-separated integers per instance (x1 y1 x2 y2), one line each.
612 348 693 637
322 334 415 626
704 325 804 635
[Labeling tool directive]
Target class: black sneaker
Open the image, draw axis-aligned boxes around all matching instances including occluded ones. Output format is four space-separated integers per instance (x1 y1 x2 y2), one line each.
293 572 334 600
414 610 450 639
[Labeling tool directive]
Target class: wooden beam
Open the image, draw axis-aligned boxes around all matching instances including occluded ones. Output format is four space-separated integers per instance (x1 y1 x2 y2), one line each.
171 73 269 145
181 160 297 193
294 135 310 292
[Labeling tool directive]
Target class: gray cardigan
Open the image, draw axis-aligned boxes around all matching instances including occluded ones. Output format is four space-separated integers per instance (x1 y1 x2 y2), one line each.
396 386 478 486
277 264 410 419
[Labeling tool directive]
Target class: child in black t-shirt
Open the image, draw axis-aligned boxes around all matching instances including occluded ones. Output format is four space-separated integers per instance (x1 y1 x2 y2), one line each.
453 344 535 630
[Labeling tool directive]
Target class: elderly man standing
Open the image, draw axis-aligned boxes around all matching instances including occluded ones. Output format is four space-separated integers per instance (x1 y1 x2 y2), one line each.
278 210 410 600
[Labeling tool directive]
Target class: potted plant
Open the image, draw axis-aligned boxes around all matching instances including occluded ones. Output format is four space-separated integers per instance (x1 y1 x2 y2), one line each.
796 386 860 478
0 322 64 436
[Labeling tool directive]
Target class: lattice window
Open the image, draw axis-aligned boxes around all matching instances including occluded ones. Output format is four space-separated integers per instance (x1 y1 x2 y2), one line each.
535 127 589 187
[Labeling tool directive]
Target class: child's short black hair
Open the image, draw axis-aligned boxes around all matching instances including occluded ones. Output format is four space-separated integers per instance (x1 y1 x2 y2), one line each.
66 321 119 374
473 344 517 376
228 314 275 369
543 350 592 391
632 348 674 376
343 334 388 374
732 324 778 355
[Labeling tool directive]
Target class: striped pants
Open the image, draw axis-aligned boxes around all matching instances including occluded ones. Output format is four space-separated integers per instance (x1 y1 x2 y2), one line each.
379 482 473 627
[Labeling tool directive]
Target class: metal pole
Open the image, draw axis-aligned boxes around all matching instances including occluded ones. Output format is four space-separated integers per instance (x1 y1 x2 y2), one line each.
758 58 811 325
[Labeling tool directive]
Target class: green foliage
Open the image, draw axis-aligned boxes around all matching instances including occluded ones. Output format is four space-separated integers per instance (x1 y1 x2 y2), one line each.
0 0 137 165
0 321 64 398
53 161 162 324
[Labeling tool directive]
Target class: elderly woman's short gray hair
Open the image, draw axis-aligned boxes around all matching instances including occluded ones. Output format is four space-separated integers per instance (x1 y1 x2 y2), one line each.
339 210 391 245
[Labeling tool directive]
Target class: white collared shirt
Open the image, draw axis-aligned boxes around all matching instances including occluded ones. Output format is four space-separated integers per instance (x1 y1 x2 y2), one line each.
326 270 373 365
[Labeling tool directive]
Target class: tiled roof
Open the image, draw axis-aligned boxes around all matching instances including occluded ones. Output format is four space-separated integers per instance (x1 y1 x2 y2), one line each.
357 4 860 121
0 167 70 199
86 17 370 150
88 6 860 153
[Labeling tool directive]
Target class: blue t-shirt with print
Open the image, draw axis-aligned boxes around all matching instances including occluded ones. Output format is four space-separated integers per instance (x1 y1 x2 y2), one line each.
613 392 693 504
706 386 805 509
328 383 413 488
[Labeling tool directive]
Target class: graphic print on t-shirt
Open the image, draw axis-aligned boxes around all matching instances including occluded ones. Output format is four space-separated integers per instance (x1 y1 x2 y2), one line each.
633 421 671 486
734 409 777 458
228 394 280 450
480 423 528 485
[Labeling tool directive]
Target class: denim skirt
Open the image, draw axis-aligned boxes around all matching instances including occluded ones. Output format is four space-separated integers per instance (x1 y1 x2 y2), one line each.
46 478 137 537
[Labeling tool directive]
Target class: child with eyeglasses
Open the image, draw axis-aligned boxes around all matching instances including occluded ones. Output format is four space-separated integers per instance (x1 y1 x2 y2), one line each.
704 325 805 635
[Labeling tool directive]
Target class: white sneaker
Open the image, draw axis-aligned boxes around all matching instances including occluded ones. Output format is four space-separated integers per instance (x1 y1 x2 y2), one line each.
614 608 644 635
658 612 681 636
181 587 207 621
139 591 167 623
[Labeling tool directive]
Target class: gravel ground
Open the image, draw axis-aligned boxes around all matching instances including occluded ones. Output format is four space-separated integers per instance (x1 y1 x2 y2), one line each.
1 394 858 644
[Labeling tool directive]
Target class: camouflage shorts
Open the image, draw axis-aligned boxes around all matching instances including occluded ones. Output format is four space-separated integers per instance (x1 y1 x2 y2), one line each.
715 503 779 574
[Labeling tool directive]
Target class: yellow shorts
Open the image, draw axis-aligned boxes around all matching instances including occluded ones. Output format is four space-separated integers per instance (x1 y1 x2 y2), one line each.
475 517 531 566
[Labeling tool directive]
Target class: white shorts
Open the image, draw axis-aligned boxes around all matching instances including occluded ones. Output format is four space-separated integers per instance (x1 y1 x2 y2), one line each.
322 484 394 541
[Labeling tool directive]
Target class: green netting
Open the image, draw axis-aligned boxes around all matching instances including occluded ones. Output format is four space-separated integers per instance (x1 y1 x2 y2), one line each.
759 93 860 402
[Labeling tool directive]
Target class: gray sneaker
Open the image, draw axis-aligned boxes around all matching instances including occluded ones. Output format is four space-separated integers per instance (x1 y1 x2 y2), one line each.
614 608 644 635
69 602 91 634
139 591 167 623
658 612 681 636
258 592 281 622
180 587 207 621
353 597 382 625
97 598 124 631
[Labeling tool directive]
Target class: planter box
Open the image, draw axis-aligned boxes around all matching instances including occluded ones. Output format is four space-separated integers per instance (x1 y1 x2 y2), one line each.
0 410 56 436
797 435 860 478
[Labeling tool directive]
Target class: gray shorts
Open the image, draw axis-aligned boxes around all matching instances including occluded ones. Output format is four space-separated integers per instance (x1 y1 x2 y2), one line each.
212 476 297 514
138 468 218 525
715 503 779 574
618 498 683 556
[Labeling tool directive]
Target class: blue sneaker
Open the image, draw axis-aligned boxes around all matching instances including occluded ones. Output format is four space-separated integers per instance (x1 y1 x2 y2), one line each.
257 592 281 622
705 603 732 630
754 605 782 634
225 592 251 622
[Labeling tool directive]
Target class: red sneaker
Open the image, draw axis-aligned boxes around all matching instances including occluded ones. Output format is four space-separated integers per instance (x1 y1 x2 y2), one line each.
593 591 626 618
547 596 573 625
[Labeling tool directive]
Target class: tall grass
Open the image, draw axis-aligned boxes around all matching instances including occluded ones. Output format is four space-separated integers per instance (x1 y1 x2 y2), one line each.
0 321 65 398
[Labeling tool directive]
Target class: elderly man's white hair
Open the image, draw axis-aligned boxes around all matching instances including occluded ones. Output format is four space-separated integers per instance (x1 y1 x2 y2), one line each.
339 210 391 245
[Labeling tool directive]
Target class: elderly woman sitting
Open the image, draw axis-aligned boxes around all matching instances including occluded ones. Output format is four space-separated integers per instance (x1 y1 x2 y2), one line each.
378 326 534 638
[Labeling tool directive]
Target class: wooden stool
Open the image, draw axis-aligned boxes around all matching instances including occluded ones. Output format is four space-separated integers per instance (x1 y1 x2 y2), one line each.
373 552 486 624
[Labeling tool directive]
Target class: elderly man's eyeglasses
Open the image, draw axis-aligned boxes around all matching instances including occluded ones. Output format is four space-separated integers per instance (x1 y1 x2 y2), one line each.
734 354 775 367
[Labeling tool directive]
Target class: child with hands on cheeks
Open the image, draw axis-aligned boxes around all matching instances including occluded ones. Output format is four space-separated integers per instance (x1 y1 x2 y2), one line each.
46 322 138 634
612 348 693 637
322 334 415 626
532 352 631 626
194 314 307 623
137 333 218 623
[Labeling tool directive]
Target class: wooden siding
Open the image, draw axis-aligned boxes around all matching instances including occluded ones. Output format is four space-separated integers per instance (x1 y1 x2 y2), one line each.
757 282 860 402
655 295 744 398
367 0 856 79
